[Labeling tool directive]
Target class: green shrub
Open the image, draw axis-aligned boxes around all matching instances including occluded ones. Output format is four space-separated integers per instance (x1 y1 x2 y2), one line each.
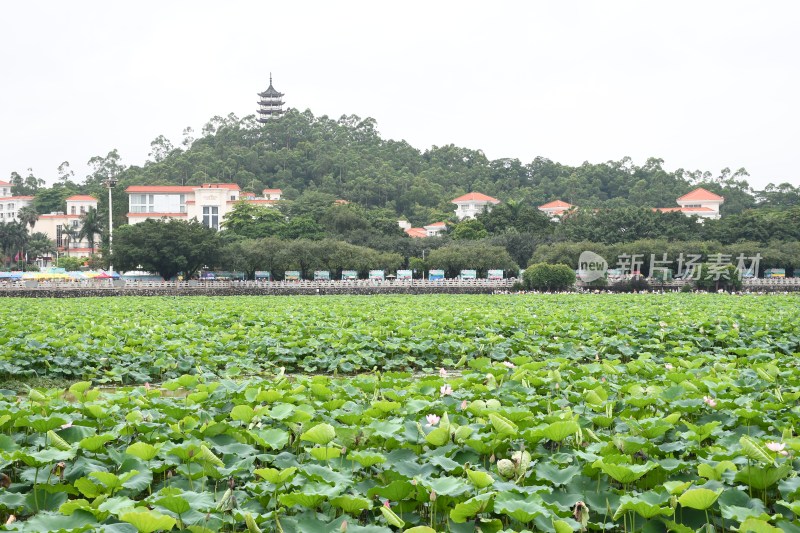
523 263 576 291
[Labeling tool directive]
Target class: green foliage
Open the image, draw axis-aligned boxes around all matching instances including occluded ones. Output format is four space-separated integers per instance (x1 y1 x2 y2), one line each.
694 263 744 292
112 219 220 280
0 294 798 531
523 263 576 291
426 243 518 278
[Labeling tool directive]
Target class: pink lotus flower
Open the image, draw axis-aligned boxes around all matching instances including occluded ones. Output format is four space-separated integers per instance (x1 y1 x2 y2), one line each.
665 363 674 370
60 422 73 429
703 396 717 408
440 384 453 396
766 441 786 453
144 382 151 390
460 400 468 411
439 368 447 378
383 500 391 508
425 414 441 427
503 361 516 369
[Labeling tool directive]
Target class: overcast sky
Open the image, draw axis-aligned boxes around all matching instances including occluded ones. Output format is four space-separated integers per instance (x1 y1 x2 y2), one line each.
1 1 798 189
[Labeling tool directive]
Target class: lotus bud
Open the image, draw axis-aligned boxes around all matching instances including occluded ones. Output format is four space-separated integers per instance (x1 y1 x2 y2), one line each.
5 515 16 526
489 453 496 464
497 459 516 478
340 520 348 532
670 495 678 509
429 490 437 502
514 450 532 473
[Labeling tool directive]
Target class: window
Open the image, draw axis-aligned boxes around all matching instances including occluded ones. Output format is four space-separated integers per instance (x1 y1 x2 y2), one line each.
71 206 76 215
231 195 236 201
56 225 63 247
72 219 79 228
80 205 86 214
202 206 219 230
179 194 186 213
130 194 155 213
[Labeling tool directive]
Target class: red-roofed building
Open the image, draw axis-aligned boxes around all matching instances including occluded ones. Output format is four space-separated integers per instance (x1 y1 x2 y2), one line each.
423 221 447 237
0 181 11 198
451 192 500 220
30 195 99 259
125 183 287 229
655 187 725 220
262 189 282 200
404 227 428 238
538 200 574 219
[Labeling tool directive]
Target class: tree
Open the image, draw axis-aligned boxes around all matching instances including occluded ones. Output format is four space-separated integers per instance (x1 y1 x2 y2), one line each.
693 263 743 292
523 263 576 291
26 232 55 262
78 207 103 254
451 219 488 240
221 202 286 238
61 223 80 257
112 219 221 280
16 205 39 231
0 222 28 267
427 243 518 278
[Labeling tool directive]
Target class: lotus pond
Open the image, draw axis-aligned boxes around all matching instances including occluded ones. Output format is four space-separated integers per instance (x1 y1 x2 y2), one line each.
0 294 799 532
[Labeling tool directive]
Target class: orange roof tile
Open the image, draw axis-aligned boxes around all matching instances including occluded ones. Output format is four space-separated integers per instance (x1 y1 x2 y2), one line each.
538 200 573 209
126 185 195 193
0 181 11 186
451 192 500 204
405 227 428 238
425 221 447 227
677 187 724 202
262 188 282 194
65 195 98 202
245 199 279 204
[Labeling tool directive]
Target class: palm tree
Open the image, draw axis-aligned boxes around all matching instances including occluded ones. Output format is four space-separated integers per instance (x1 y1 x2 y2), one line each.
0 221 29 268
78 207 103 254
16 205 39 231
62 223 79 257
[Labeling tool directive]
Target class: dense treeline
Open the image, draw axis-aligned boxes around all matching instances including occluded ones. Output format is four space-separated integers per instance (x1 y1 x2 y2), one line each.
5 109 800 275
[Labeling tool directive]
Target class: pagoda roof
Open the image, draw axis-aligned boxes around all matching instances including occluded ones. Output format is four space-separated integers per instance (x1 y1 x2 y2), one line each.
677 187 724 202
451 192 500 204
258 74 284 98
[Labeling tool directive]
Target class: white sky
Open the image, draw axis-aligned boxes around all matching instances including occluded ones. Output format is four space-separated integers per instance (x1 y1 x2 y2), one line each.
1 1 798 189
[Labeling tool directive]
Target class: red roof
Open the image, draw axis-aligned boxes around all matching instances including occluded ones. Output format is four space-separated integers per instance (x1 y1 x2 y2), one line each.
126 185 194 193
245 199 279 204
677 187 724 202
451 192 500 204
65 195 97 202
425 221 447 227
127 212 188 217
200 183 240 190
0 181 10 186
0 195 34 201
539 200 573 209
405 227 428 238
262 188 282 194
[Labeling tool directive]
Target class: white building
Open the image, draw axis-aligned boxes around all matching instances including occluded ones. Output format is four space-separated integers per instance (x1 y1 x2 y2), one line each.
452 192 500 220
423 221 447 237
0 180 11 198
125 184 282 229
0 194 34 223
655 187 725 220
33 195 99 258
538 200 574 220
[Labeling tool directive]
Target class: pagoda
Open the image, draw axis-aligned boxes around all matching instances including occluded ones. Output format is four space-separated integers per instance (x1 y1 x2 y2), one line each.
257 74 285 122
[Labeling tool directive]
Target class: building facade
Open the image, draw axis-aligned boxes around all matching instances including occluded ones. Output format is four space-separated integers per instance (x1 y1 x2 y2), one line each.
452 192 501 220
31 195 99 258
125 184 282 229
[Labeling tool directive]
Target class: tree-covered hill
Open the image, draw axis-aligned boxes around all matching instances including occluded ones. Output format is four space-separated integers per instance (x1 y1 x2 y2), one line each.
9 108 800 227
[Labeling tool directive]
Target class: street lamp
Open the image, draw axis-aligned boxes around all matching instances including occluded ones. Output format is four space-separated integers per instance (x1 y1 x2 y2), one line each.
104 177 118 272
